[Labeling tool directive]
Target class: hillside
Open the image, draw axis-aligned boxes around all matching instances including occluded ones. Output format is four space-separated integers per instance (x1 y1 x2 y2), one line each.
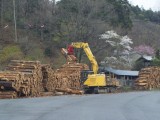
129 20 160 48
0 0 160 69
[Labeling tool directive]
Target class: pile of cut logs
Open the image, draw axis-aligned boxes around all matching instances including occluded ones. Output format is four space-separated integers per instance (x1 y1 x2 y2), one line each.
0 60 89 98
135 66 160 90
0 60 44 97
0 91 17 99
43 63 89 94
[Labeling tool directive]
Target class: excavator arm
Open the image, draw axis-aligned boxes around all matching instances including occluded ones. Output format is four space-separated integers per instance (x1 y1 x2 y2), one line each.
71 42 98 74
70 42 119 93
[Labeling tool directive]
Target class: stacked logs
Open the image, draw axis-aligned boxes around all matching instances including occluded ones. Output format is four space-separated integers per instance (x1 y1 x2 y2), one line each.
55 63 89 89
0 60 89 98
41 64 55 92
135 67 160 90
0 60 44 98
0 71 33 97
0 91 17 99
43 63 89 94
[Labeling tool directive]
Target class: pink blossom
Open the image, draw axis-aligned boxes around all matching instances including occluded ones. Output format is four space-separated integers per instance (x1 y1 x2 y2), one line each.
134 45 155 55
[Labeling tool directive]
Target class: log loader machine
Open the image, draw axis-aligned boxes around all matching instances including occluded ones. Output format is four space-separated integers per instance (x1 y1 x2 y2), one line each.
70 42 120 93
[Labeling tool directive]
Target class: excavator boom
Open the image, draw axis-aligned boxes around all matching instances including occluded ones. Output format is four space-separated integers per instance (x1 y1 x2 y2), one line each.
71 42 98 74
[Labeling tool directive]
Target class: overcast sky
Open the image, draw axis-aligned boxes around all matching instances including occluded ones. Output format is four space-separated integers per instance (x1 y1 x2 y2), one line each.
54 0 160 11
129 0 160 11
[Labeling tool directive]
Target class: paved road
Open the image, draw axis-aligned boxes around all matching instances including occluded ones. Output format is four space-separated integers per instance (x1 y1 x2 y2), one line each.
0 91 160 120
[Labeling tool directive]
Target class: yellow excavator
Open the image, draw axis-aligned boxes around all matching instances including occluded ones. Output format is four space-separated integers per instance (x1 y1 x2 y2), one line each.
71 42 120 93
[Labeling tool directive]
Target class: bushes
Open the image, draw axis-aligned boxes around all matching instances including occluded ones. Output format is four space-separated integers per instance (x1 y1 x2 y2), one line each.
0 45 23 69
152 58 160 66
24 47 45 61
0 44 52 67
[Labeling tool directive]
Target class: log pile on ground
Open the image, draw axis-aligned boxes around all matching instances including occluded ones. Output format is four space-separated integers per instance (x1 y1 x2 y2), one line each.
55 88 83 95
0 91 17 99
135 67 160 90
43 63 89 94
0 60 89 98
0 60 44 98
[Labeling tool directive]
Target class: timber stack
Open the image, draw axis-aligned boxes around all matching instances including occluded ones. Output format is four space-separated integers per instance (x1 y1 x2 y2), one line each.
55 63 89 89
135 66 160 90
0 60 89 99
0 91 17 99
43 63 89 94
0 60 44 98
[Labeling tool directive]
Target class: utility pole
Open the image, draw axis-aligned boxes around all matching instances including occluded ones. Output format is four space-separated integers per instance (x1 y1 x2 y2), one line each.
13 0 18 42
1 0 4 40
1 0 3 26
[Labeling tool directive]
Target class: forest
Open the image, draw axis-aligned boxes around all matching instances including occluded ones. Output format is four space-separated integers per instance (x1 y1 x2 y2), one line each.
0 0 160 69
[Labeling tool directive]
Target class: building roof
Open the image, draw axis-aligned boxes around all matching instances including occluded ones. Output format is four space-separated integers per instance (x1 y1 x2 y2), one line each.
100 67 139 76
137 55 153 61
142 55 153 61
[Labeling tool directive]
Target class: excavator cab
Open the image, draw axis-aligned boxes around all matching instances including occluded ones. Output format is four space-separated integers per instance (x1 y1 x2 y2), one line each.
80 70 94 84
81 70 107 93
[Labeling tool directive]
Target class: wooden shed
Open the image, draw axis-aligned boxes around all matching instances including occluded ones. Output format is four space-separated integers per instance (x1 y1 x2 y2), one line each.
100 67 139 87
136 55 153 67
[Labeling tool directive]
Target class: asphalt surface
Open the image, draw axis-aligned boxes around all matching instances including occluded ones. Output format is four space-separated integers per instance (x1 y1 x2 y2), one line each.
0 91 160 120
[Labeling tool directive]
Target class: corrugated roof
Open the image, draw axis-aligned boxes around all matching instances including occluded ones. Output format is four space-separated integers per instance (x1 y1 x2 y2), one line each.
142 55 153 61
137 55 153 61
100 67 139 76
